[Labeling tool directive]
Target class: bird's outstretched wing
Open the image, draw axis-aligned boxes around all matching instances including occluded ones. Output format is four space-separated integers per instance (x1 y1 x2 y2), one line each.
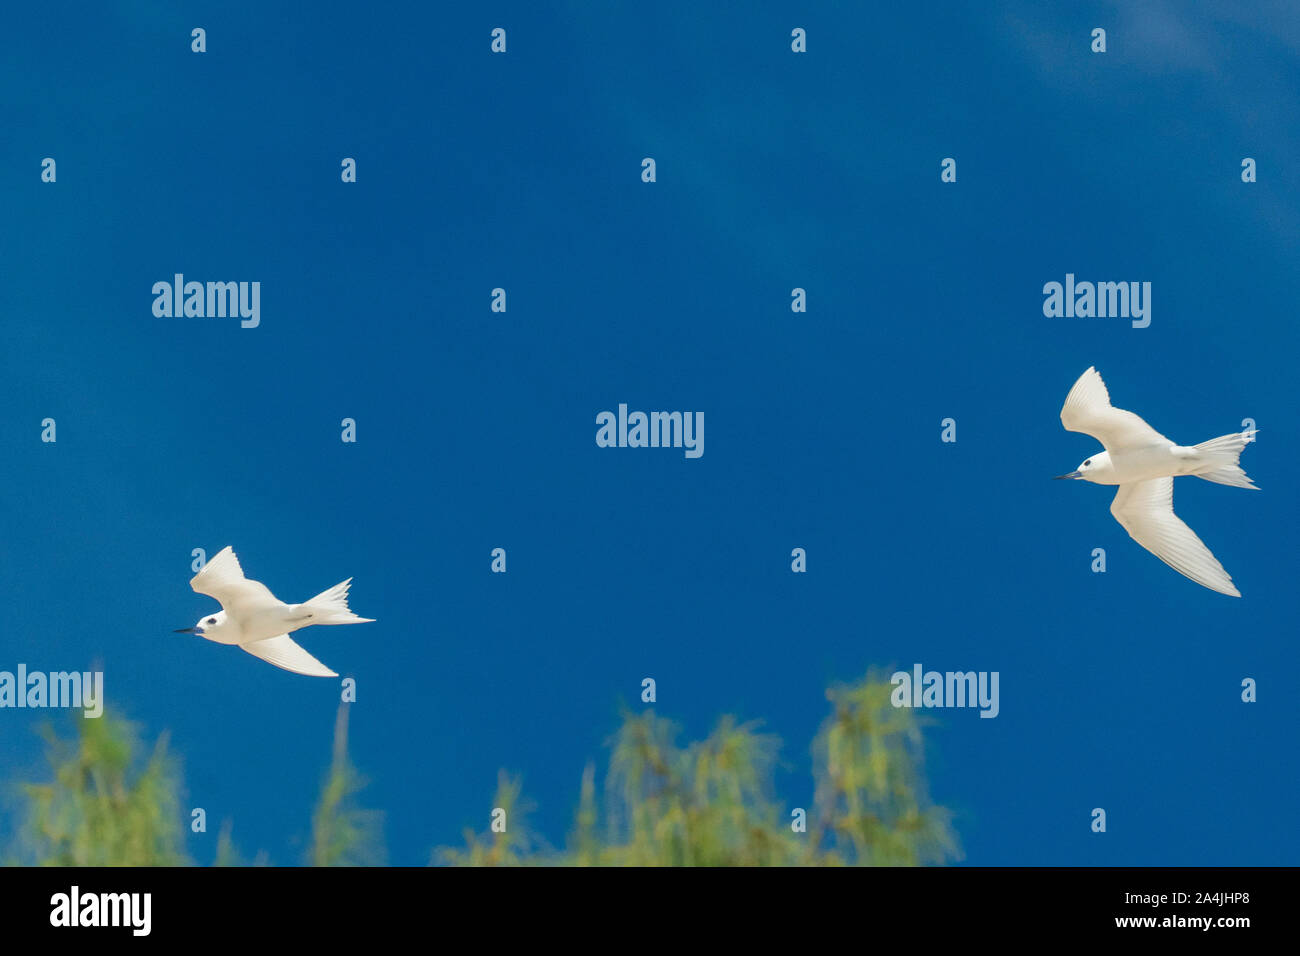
239 634 338 677
190 546 279 613
1110 478 1240 597
1061 366 1168 451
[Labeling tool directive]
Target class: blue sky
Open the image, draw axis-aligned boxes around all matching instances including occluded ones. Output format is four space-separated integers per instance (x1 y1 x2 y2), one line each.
2 2 1296 865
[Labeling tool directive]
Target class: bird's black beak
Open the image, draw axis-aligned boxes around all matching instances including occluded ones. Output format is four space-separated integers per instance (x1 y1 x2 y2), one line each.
173 627 196 633
1052 471 1082 480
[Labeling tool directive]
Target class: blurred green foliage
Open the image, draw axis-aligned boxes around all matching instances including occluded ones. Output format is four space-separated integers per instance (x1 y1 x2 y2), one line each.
439 672 960 866
6 673 958 867
9 712 186 866
309 704 385 866
7 703 381 866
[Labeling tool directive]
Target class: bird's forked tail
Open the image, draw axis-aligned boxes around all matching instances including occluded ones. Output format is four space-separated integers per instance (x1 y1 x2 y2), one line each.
1193 431 1258 489
299 578 375 625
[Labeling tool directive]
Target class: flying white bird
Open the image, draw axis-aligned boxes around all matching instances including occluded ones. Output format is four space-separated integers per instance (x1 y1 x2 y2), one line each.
175 546 374 676
1056 367 1257 597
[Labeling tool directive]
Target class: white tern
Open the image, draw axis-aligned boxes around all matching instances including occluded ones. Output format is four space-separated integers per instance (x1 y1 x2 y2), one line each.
1056 367 1256 597
176 546 374 676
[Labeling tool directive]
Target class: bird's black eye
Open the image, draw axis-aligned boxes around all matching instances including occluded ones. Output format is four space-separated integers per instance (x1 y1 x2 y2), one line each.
1083 459 1091 467
207 618 217 625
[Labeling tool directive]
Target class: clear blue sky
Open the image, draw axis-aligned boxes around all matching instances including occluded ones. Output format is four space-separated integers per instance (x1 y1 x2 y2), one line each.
2 2 1296 865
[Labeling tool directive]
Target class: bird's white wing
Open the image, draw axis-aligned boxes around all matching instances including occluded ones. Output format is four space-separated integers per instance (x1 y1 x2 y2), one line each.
1110 478 1240 597
1061 366 1168 451
240 634 338 677
190 546 280 613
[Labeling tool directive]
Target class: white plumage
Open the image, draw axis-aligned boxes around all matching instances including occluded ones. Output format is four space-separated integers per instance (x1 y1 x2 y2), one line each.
1057 367 1256 597
178 546 375 676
